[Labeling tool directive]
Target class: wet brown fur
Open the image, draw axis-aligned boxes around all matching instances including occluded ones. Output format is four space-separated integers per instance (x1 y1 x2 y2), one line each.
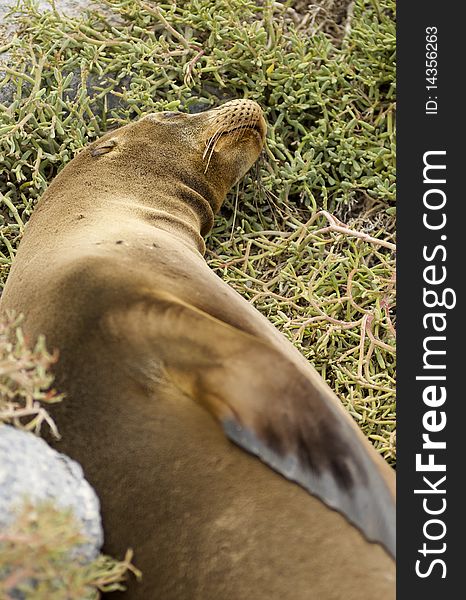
1 101 395 599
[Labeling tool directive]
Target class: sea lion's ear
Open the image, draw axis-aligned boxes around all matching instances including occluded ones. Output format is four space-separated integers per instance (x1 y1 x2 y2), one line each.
105 293 396 559
90 139 117 157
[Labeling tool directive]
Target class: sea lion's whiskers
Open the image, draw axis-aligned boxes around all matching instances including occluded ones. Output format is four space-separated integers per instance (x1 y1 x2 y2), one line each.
204 130 222 173
203 137 214 160
203 123 226 172
233 124 246 143
234 114 254 142
204 112 221 127
232 113 246 141
203 116 240 171
244 114 256 136
203 125 223 160
204 148 215 173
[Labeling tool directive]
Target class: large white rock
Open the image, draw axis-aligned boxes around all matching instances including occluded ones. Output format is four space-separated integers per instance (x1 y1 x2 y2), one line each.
0 424 103 561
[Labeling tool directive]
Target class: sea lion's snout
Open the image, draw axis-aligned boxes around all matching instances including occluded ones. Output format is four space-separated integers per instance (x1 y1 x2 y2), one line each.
203 99 267 146
198 98 266 183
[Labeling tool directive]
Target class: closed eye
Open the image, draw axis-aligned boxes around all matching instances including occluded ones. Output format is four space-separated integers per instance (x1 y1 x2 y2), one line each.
161 111 185 118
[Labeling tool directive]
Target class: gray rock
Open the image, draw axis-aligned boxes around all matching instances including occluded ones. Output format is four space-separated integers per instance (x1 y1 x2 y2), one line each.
0 0 96 28
0 424 103 561
0 1 122 107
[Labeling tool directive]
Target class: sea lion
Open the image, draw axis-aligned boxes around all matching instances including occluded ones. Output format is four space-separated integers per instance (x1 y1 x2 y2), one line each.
1 99 395 599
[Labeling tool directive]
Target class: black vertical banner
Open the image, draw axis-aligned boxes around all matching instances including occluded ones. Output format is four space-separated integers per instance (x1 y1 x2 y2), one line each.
398 3 464 597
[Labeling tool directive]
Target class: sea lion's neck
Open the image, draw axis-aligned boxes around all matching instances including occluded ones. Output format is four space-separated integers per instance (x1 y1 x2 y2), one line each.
35 169 223 255
83 182 217 256
127 180 218 255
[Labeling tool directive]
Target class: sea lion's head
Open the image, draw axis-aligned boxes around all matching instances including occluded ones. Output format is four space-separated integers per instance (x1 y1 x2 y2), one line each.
145 99 267 182
84 99 267 215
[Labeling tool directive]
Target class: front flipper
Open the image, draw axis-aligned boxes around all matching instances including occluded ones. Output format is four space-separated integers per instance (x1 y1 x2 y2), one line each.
104 291 395 558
